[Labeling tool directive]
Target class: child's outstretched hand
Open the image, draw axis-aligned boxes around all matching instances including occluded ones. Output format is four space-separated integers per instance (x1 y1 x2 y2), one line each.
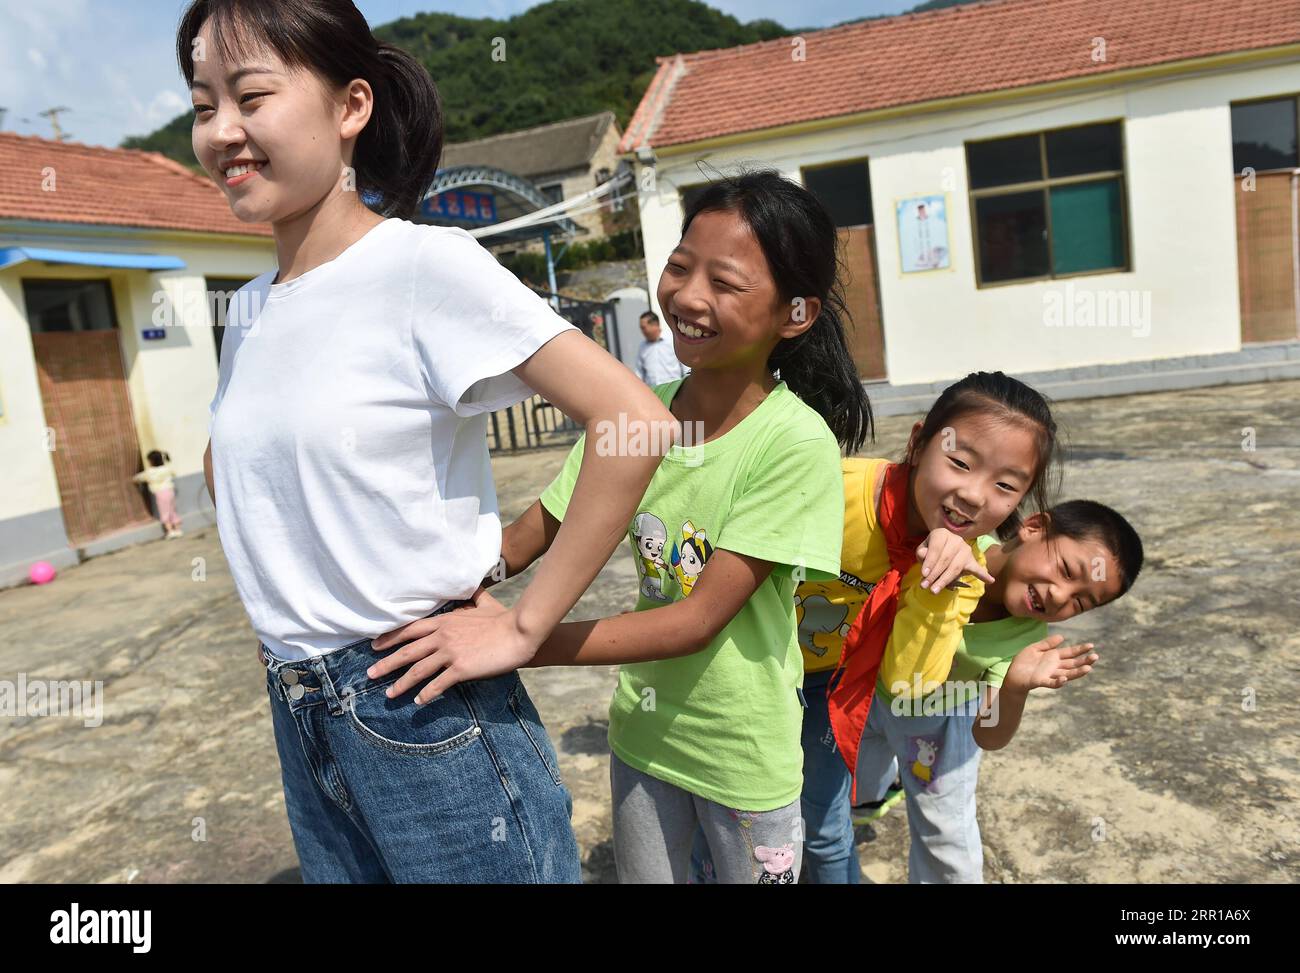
1002 634 1098 693
367 586 520 705
916 528 996 593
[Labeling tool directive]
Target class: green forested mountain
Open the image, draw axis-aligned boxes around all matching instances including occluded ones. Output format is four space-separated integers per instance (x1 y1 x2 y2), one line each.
123 0 985 165
377 0 790 139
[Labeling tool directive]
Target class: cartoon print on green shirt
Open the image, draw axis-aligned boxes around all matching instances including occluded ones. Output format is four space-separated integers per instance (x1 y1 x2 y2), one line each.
669 520 713 597
536 380 848 810
631 511 671 602
794 586 852 656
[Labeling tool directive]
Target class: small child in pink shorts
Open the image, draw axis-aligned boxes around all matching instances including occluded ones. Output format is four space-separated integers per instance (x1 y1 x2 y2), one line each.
132 449 183 538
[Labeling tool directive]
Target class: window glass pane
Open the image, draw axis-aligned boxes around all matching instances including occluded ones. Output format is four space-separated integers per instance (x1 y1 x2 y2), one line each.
1231 99 1299 173
967 135 1042 189
1049 178 1126 274
1045 122 1122 178
803 161 873 227
975 190 1048 282
206 277 254 360
22 280 117 333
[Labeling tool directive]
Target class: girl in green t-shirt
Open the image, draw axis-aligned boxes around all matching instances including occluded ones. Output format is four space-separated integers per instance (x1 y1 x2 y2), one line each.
854 500 1145 884
377 169 875 884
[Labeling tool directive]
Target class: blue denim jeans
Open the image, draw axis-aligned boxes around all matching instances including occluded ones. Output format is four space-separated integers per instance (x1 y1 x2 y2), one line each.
797 668 861 884
261 624 581 883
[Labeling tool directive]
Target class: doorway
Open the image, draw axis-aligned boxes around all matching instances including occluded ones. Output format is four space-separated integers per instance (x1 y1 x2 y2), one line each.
802 158 887 379
1231 95 1300 343
23 278 152 546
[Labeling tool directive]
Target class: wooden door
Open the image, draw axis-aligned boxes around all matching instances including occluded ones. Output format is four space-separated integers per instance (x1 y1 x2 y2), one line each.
31 330 152 545
838 225 887 379
1236 171 1300 343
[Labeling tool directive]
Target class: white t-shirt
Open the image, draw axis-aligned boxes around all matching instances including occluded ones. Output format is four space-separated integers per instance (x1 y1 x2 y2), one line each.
209 217 575 658
635 335 688 386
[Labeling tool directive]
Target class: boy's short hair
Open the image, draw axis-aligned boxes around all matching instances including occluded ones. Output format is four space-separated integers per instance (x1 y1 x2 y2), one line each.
1045 499 1144 598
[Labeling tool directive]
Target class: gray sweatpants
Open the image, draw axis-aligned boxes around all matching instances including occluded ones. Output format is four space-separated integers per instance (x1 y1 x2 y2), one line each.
609 754 803 884
856 693 985 883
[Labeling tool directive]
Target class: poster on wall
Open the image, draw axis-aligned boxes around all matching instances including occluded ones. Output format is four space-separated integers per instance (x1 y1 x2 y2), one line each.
896 194 951 273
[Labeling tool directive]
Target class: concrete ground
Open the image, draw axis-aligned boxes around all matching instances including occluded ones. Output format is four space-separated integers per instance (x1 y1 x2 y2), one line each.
1 379 1297 883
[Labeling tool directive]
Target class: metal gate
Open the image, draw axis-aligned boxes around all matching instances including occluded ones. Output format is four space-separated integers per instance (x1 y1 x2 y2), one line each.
487 292 618 452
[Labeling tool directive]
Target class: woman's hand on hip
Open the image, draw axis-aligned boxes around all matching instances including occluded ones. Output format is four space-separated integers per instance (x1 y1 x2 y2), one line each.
367 587 523 704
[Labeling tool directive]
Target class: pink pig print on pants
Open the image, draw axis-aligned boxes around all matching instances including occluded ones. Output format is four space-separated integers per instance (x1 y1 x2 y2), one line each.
755 844 796 884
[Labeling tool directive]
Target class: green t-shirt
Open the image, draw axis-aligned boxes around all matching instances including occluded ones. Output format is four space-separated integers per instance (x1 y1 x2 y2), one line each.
885 534 1048 713
540 378 843 811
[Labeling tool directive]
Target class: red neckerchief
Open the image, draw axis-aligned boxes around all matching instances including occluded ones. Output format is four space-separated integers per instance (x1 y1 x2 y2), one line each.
827 461 925 803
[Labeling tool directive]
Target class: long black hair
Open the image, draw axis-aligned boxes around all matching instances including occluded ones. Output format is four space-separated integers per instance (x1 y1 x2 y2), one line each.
681 168 873 454
177 0 443 220
903 370 1063 540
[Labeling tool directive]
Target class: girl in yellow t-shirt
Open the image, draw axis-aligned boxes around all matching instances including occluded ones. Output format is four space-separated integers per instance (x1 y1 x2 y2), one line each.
691 370 1062 884
795 371 1063 883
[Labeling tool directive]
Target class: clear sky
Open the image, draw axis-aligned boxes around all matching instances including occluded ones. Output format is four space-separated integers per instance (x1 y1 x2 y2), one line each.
0 0 917 150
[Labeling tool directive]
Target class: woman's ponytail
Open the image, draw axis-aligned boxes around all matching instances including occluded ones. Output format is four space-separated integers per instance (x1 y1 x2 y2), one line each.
361 42 443 219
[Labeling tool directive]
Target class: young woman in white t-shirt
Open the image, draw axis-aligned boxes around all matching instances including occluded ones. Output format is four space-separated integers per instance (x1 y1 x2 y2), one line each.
181 0 672 883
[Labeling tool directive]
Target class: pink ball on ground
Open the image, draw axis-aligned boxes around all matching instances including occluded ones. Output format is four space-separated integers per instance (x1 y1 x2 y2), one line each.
29 561 56 585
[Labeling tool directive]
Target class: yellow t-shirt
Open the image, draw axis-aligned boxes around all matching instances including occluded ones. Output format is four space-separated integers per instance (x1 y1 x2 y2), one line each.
795 458 986 698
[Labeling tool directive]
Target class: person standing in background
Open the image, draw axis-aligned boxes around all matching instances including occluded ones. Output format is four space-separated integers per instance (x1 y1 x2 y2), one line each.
133 449 184 539
635 311 689 386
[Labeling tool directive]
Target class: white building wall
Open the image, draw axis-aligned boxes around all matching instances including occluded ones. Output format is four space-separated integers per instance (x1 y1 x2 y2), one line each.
0 273 63 520
634 58 1300 386
0 227 273 529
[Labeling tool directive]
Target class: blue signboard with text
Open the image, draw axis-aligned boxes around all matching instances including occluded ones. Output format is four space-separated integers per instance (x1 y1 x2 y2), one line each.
421 190 497 225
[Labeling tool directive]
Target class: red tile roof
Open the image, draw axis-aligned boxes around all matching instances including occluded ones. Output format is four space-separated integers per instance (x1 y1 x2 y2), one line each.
0 132 273 237
621 0 1300 152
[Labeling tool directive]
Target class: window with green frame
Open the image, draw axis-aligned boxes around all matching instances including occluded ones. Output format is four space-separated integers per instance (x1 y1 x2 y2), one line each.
966 122 1128 285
